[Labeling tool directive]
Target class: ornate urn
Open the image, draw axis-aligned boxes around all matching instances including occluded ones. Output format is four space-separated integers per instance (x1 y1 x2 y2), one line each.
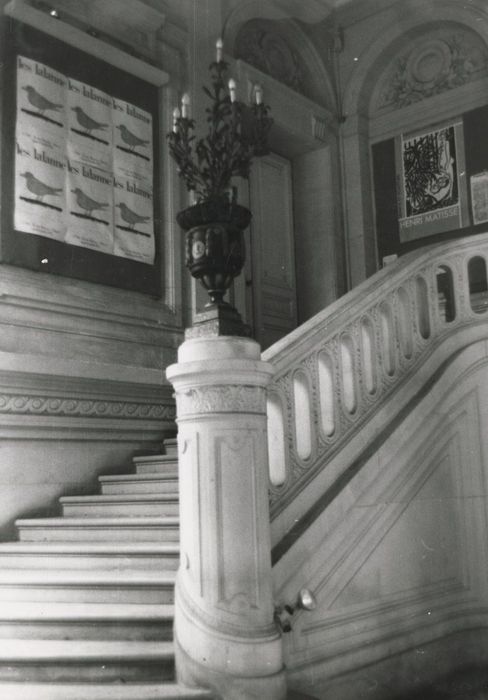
176 197 251 306
167 37 272 335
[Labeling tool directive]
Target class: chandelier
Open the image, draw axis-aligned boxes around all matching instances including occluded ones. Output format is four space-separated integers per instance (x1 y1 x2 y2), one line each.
166 39 273 336
167 38 273 204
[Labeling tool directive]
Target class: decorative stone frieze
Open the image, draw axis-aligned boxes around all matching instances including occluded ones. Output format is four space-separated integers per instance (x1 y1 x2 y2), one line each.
377 29 488 111
0 393 174 420
175 384 265 416
235 19 304 94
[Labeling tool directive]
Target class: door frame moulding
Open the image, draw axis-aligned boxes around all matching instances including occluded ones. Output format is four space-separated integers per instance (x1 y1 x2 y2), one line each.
234 59 336 155
231 59 344 325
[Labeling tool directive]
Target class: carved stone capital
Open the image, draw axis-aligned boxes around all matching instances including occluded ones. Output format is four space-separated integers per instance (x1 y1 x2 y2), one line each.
175 384 265 416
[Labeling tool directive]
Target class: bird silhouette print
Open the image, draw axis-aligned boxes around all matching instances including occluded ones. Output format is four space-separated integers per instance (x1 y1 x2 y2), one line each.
71 107 109 136
20 172 62 201
116 202 151 229
71 188 109 217
116 125 149 151
22 86 63 116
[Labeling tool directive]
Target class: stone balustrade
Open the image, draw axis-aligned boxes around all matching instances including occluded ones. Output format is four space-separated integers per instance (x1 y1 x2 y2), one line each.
264 232 488 521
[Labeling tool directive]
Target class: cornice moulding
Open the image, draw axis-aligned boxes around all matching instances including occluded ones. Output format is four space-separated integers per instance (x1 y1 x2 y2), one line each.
0 264 181 333
0 359 176 437
4 0 169 86
369 76 488 142
0 414 169 441
0 350 168 387
234 59 336 150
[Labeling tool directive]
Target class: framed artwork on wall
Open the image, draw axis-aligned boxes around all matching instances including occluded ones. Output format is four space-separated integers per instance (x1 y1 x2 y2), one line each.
1 19 162 296
396 121 470 243
373 105 488 263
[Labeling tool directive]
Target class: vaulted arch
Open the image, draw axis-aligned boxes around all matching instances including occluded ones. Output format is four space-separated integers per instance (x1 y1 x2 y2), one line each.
339 0 488 287
223 1 336 112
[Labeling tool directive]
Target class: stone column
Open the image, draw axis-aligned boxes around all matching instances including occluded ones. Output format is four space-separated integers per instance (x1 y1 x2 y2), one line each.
166 336 286 700
341 113 378 287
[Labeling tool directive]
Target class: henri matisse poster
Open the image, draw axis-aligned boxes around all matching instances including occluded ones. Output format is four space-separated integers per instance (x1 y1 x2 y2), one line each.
397 122 469 242
14 55 155 264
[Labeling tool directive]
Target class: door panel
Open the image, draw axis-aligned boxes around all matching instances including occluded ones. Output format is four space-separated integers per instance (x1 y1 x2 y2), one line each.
249 153 298 349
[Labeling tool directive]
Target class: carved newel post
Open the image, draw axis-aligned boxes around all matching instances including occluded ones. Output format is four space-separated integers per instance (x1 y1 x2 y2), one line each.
166 336 286 699
166 37 282 698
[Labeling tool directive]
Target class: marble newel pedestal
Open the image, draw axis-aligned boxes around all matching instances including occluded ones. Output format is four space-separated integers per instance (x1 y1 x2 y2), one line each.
166 335 286 700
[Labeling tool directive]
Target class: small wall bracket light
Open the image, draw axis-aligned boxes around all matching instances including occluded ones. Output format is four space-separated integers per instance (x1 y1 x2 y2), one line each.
274 588 317 633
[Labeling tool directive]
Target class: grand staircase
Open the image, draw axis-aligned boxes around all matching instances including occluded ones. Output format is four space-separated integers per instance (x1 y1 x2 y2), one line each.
0 437 213 699
1 234 488 699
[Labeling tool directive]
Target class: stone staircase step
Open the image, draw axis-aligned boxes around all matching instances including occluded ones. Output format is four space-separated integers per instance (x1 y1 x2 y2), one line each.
134 454 179 474
0 601 174 640
0 681 213 699
0 569 176 604
99 472 179 495
0 441 188 693
60 494 179 518
0 542 179 569
16 517 179 542
0 639 174 682
163 438 178 456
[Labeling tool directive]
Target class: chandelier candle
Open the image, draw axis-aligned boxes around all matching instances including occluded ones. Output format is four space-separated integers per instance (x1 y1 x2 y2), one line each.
216 37 223 63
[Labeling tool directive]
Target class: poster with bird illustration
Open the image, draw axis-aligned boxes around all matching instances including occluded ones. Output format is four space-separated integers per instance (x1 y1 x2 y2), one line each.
113 96 153 182
67 79 113 171
66 164 114 255
113 174 154 262
14 55 155 265
16 56 66 129
15 145 66 241
15 56 67 241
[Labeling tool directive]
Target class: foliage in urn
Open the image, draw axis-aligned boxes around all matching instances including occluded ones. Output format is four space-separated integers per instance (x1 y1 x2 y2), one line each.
167 55 273 203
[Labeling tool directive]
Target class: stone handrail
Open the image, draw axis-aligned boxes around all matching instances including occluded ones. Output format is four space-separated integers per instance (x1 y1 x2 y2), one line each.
263 232 488 524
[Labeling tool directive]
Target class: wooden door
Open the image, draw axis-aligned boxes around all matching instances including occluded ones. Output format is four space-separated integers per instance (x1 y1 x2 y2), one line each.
247 153 298 349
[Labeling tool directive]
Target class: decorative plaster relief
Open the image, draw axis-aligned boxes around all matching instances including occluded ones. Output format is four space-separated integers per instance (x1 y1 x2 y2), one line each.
176 385 265 416
312 114 331 142
234 19 304 95
0 393 174 420
377 29 488 111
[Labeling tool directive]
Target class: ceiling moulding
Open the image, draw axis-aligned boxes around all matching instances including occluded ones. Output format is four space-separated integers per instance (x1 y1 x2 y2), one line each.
225 0 333 28
335 0 402 27
4 0 169 87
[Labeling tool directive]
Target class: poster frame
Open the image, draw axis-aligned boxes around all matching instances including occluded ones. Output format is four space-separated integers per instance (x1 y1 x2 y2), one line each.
1 18 162 297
